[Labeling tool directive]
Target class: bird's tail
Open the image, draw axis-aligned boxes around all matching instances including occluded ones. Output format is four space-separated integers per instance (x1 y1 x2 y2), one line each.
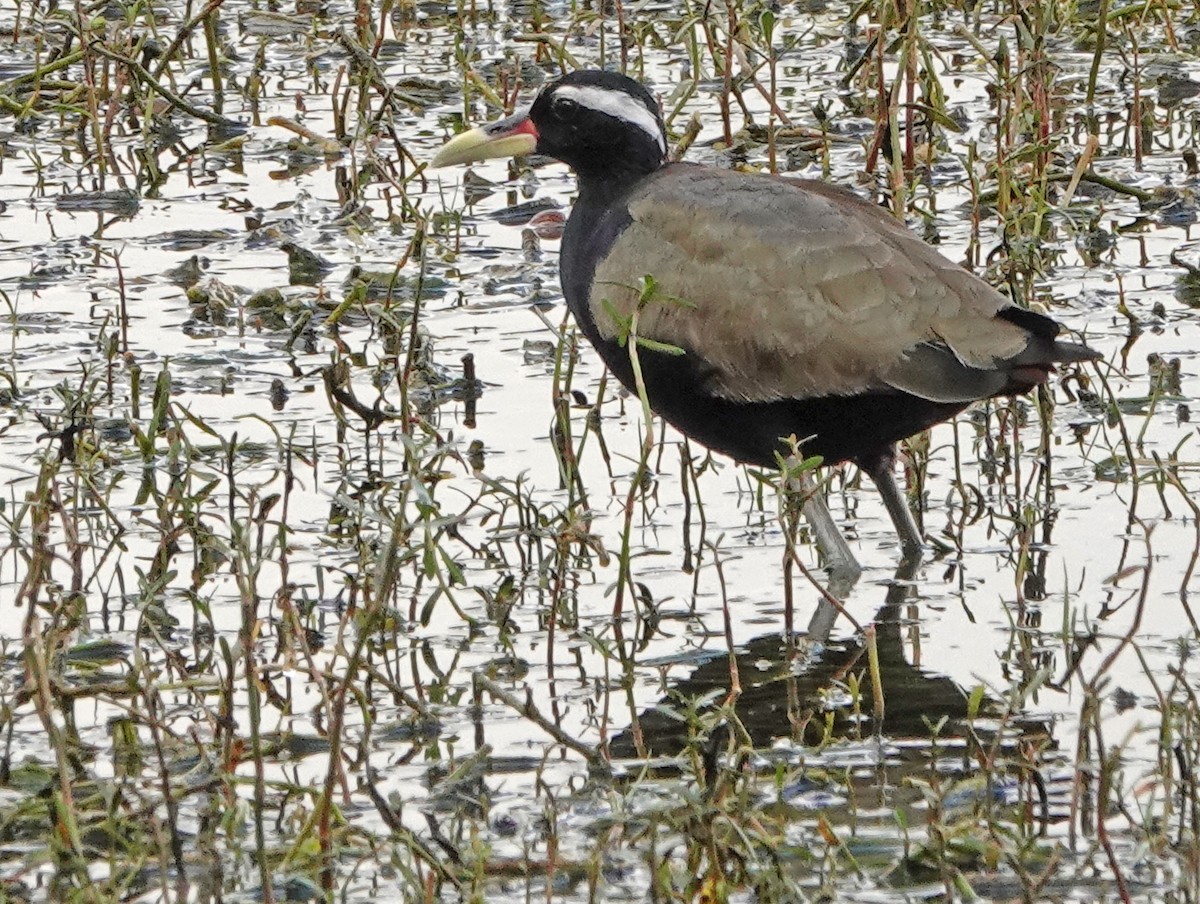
1046 338 1104 364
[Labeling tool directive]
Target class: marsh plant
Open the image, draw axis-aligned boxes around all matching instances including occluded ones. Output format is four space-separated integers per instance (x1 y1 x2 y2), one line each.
0 0 1196 900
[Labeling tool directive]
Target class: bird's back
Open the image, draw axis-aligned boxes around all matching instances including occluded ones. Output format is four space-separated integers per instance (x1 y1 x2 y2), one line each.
560 164 1097 467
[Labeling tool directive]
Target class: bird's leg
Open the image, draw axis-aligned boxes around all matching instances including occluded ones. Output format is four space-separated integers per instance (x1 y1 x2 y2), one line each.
865 455 924 561
788 466 862 582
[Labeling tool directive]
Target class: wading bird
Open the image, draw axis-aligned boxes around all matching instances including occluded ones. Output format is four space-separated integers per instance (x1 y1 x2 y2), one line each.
432 69 1099 574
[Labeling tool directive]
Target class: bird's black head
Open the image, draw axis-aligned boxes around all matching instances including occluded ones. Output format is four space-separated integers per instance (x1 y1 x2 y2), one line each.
528 70 667 184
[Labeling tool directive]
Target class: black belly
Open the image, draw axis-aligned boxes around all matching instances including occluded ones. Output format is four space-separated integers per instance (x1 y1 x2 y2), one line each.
588 334 968 469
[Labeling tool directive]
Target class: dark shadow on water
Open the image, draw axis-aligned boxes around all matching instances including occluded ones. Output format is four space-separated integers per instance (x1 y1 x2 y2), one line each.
610 558 1052 759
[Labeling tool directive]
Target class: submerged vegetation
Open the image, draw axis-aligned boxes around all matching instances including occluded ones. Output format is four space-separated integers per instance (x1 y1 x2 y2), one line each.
0 0 1198 900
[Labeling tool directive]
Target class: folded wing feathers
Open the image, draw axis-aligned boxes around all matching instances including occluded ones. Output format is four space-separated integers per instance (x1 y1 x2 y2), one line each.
589 168 1090 405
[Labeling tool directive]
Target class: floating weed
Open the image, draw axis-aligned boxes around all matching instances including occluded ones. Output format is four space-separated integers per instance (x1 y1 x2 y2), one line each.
2 0 1200 899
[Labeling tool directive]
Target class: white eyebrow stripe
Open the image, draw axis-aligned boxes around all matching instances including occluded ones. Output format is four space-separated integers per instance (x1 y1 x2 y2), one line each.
554 84 666 154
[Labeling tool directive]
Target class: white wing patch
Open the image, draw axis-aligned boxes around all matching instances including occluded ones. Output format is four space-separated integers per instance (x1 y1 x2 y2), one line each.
554 84 666 155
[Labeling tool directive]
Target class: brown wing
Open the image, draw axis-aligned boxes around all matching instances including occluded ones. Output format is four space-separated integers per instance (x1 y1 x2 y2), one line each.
587 167 1033 404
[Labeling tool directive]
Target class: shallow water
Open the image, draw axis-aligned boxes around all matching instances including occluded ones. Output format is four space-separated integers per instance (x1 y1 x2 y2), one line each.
0 0 1197 899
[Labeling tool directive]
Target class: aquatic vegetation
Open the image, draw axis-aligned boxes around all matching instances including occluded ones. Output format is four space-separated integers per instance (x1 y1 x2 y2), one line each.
0 0 1196 900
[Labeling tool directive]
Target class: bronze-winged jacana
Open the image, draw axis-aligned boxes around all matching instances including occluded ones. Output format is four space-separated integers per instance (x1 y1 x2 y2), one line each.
432 70 1100 570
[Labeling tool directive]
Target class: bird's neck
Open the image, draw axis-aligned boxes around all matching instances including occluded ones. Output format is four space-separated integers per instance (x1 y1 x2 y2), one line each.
560 170 648 328
573 167 650 209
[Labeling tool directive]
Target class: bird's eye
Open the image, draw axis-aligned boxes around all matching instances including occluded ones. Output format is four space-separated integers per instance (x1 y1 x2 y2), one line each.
551 95 580 118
